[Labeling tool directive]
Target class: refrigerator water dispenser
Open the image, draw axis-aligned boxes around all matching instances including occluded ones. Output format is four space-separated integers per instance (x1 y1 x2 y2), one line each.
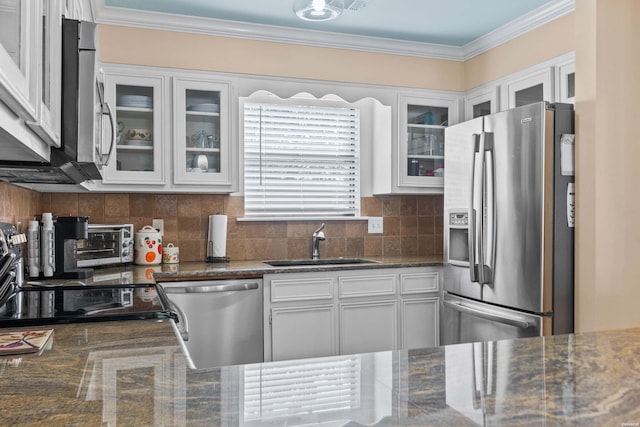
448 210 469 266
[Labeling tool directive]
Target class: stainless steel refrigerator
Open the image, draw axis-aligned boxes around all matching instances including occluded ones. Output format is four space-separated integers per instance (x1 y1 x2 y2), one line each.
442 102 575 345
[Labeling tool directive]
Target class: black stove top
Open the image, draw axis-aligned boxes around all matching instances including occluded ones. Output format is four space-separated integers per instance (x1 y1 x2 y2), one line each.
0 283 175 327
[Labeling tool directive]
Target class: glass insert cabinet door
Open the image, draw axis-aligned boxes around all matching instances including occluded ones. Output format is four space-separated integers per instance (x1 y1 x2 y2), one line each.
173 78 231 186
399 95 456 189
0 0 38 120
102 72 165 184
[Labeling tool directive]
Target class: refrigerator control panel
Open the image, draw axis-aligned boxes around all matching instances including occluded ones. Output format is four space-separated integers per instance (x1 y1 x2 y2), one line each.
449 211 468 227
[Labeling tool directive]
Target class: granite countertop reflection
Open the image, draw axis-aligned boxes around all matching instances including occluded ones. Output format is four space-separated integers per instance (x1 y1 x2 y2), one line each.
25 256 444 287
1 321 639 425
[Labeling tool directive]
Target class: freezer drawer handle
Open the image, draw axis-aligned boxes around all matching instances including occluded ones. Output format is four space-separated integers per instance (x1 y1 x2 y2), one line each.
444 300 531 329
164 282 260 294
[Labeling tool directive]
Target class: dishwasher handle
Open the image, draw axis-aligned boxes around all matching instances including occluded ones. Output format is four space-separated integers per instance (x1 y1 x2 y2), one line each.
163 282 260 294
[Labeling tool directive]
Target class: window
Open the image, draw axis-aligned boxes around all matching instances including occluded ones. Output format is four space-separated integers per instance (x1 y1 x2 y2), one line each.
243 101 360 218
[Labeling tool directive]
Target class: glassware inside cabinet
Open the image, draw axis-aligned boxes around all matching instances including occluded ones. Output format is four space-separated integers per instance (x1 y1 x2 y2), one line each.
115 85 155 172
406 105 448 177
184 89 221 174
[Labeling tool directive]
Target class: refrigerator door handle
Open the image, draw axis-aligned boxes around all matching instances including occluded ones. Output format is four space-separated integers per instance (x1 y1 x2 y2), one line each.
476 132 487 284
443 300 531 329
469 134 480 283
483 133 495 284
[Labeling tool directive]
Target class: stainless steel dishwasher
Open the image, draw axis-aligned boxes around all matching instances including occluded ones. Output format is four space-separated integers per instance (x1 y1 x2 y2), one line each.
156 278 263 369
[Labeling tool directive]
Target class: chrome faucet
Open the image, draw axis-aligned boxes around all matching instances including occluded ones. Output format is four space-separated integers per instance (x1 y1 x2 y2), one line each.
312 223 326 260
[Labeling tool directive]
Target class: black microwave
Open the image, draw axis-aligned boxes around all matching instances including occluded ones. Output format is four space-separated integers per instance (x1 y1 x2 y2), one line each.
76 224 134 268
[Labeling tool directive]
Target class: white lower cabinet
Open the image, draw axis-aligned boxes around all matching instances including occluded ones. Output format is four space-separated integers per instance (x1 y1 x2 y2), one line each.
339 300 397 355
264 266 441 362
401 297 439 349
271 305 335 361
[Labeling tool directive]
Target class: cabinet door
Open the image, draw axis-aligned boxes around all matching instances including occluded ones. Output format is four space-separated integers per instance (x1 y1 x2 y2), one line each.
0 0 38 121
398 94 457 190
173 77 232 187
557 61 575 104
401 297 439 349
27 0 63 147
271 305 335 361
102 72 166 184
339 301 397 355
464 86 499 120
504 67 553 109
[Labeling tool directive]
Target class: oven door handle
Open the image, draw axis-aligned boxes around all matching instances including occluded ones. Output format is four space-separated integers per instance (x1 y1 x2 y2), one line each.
77 302 124 315
163 282 260 294
443 300 531 329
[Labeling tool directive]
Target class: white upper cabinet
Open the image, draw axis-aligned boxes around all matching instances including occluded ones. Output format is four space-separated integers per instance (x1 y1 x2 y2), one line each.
101 69 166 185
503 66 554 110
86 64 237 193
172 77 233 189
0 0 66 162
27 0 63 147
0 0 38 122
396 93 458 192
464 85 499 121
556 60 575 105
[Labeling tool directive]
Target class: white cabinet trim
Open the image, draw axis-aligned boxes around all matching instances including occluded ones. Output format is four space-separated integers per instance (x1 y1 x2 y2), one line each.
400 272 439 294
271 277 334 302
338 274 396 298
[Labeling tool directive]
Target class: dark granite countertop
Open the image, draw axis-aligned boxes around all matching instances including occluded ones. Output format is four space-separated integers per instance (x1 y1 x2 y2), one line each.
24 256 444 286
1 320 639 425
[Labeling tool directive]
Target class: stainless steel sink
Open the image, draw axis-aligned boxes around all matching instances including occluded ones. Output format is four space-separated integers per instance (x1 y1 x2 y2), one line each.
265 258 377 267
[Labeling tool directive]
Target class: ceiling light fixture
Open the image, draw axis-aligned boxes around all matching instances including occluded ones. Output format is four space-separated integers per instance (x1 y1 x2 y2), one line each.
293 0 344 22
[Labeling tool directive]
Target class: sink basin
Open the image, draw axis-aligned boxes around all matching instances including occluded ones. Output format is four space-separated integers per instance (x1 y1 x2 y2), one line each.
265 258 377 267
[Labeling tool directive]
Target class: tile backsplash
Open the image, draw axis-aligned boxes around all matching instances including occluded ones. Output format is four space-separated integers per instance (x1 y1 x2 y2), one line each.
0 182 443 263
0 183 41 231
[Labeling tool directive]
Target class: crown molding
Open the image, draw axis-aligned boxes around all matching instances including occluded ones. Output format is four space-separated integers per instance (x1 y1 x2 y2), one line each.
92 0 574 62
462 0 575 59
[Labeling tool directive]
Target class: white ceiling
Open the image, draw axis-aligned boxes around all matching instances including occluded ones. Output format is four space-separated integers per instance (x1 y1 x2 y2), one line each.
94 0 574 60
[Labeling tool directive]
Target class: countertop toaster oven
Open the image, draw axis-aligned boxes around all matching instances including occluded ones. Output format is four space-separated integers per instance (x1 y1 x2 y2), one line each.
76 224 134 268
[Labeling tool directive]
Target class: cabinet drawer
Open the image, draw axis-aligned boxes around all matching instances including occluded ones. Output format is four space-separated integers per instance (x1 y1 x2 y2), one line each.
338 275 396 298
271 277 334 302
400 272 439 294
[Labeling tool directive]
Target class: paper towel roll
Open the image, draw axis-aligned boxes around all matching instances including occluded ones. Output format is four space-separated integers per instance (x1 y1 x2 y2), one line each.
207 214 228 258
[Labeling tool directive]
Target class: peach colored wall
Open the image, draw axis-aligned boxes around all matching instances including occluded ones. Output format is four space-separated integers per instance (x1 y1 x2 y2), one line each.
464 13 575 90
98 25 465 91
574 0 640 331
40 194 443 262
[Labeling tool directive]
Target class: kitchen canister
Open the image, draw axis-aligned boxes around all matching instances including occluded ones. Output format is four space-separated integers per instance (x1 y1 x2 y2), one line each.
162 243 180 264
134 225 162 265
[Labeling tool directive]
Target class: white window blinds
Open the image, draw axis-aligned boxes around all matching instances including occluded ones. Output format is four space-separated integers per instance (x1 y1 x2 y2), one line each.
243 102 360 218
242 355 362 422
